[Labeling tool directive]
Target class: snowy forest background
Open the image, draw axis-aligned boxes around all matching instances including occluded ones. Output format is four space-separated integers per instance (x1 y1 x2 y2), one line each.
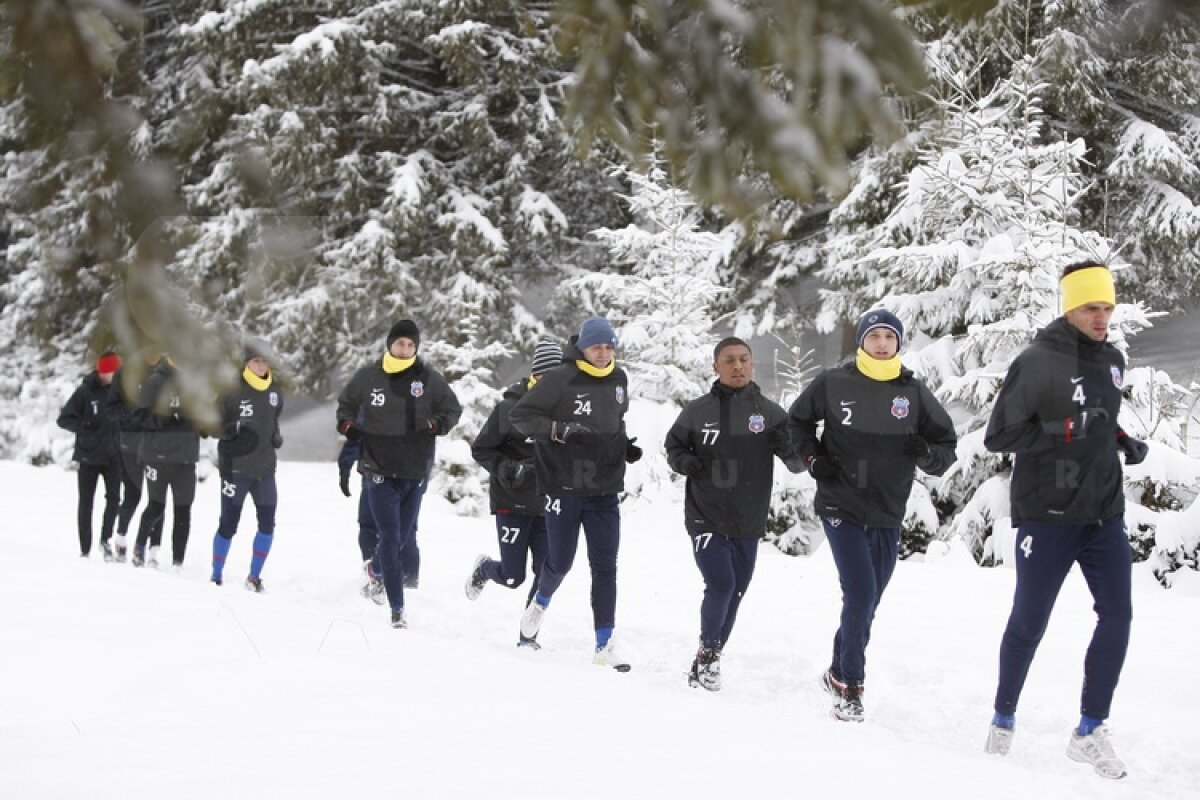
2 1 1199 580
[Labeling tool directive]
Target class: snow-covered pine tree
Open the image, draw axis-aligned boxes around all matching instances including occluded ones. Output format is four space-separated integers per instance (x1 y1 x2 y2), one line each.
567 153 737 408
762 340 823 556
817 57 1153 561
547 152 738 498
419 312 508 516
0 0 234 462
1036 0 1200 310
126 0 624 397
912 0 1200 310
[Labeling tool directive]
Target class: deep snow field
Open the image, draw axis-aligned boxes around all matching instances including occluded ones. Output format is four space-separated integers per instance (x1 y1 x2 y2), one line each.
2 458 1198 799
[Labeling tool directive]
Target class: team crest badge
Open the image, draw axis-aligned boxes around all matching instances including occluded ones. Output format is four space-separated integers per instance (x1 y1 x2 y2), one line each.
269 392 279 407
1111 366 1123 389
891 396 911 420
410 380 425 398
372 475 384 485
748 414 766 434
615 386 625 404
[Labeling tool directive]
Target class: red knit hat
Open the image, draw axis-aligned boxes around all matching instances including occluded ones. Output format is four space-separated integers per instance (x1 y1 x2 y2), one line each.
97 352 121 375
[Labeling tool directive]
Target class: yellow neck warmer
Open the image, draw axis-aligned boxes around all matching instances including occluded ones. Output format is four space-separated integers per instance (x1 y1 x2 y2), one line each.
382 353 416 374
243 367 272 391
856 349 902 382
576 358 616 378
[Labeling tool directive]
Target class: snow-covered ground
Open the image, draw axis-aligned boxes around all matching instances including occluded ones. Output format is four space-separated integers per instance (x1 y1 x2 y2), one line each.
3 460 1198 799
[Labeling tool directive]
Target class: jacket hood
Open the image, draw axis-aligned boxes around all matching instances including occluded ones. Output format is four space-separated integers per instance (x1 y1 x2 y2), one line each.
562 336 585 362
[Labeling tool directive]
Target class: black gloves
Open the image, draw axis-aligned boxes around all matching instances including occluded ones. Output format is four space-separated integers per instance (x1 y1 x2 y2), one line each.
1043 407 1108 441
339 471 352 497
678 454 706 480
903 434 931 460
1117 433 1149 465
807 455 840 482
338 419 361 441
498 460 533 489
625 437 643 463
551 420 593 444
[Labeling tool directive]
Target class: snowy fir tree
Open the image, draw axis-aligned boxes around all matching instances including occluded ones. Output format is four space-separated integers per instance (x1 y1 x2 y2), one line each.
419 313 509 517
0 0 238 459
579 153 738 408
814 54 1200 574
548 153 739 495
1034 0 1200 309
142 0 623 397
909 0 1200 309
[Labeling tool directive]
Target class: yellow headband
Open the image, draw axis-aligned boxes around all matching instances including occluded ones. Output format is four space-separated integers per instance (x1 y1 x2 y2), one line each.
1060 266 1115 313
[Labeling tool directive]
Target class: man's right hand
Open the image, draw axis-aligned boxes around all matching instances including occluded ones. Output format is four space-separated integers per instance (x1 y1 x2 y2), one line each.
678 454 706 480
498 460 533 489
807 455 840 482
551 420 593 444
1043 407 1108 441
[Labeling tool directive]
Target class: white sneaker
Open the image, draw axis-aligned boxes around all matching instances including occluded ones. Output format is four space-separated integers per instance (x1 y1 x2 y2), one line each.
147 545 161 569
360 561 385 605
520 601 546 639
593 639 631 672
1067 725 1127 779
985 724 1014 755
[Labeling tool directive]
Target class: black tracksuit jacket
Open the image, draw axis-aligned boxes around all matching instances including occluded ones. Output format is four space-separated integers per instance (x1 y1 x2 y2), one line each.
336 357 462 480
57 372 120 465
508 338 631 497
984 317 1127 525
471 380 543 515
134 359 200 466
788 360 957 528
665 380 798 539
217 374 284 479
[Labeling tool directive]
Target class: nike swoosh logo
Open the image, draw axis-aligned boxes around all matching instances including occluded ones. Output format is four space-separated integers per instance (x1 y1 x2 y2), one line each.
703 422 718 428
576 393 589 399
1070 377 1084 384
840 401 856 406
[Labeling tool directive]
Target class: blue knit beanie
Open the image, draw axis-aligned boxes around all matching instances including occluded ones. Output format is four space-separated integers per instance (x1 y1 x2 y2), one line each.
855 309 904 350
577 317 617 350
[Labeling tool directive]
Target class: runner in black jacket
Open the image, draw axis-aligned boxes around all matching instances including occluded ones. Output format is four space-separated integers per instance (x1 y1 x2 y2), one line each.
57 352 123 558
464 338 562 646
336 320 462 628
665 337 803 691
107 351 157 562
789 309 957 722
211 340 284 592
508 317 640 669
131 355 201 568
981 262 1146 780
